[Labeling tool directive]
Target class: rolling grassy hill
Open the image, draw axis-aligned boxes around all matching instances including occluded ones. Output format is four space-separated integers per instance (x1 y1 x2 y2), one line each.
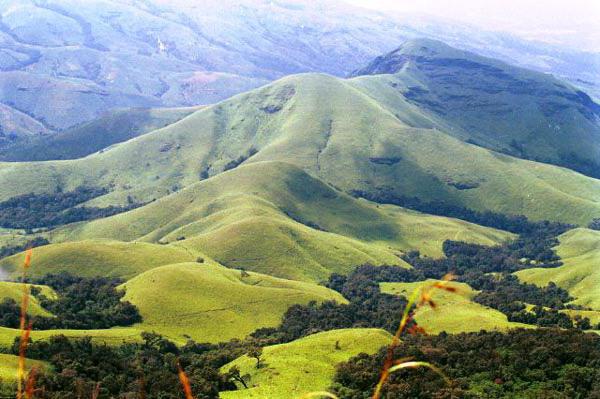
0 354 49 382
516 228 600 309
0 67 597 225
0 107 199 161
35 162 513 282
0 326 143 347
0 281 56 316
120 262 347 343
351 39 600 178
381 280 530 334
0 240 196 280
220 328 392 399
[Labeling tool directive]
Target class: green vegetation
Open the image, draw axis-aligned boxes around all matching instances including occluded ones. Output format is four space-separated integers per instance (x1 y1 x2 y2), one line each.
0 72 597 225
351 38 600 178
0 354 48 382
47 162 511 282
0 281 55 316
220 328 391 398
0 240 196 279
121 262 347 343
381 280 530 333
0 107 199 161
0 326 143 347
516 228 600 309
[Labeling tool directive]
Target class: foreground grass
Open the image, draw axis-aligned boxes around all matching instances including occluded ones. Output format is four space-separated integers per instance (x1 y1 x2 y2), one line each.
220 328 392 398
121 262 347 343
381 280 530 333
516 228 600 309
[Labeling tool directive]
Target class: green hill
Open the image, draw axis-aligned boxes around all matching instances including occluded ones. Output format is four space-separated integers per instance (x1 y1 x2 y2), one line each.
0 326 143 347
44 162 512 282
0 107 198 161
0 281 56 316
0 354 49 382
351 38 600 178
516 228 600 309
381 280 530 334
0 240 196 280
0 69 597 225
220 328 391 399
120 262 347 343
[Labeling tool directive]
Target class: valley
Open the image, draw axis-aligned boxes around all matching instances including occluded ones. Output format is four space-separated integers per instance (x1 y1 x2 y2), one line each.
0 8 598 397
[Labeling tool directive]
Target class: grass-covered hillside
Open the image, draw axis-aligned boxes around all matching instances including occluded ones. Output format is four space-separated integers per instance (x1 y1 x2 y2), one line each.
516 228 600 309
121 262 346 343
351 39 600 178
0 240 196 280
0 68 597 225
26 162 512 282
220 328 392 398
0 107 199 161
381 280 530 334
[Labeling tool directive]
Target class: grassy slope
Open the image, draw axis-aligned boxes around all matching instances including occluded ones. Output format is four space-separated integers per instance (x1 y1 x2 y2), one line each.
46 162 512 282
0 354 49 382
381 280 530 334
350 38 600 173
516 228 600 309
0 240 196 280
220 328 391 399
0 326 143 347
0 74 596 224
0 281 56 316
121 262 347 343
0 107 199 162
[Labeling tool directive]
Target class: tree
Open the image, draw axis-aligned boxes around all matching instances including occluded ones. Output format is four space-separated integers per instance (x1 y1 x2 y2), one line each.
227 366 250 389
248 346 263 369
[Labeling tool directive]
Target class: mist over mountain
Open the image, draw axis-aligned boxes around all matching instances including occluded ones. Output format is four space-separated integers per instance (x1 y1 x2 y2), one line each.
0 0 597 142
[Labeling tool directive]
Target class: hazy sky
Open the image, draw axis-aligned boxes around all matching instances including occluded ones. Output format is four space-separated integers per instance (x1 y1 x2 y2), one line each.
345 0 600 52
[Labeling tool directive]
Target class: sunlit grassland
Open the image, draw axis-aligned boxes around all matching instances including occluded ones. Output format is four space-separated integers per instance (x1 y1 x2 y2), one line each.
220 328 392 398
516 228 600 309
381 280 531 333
0 354 49 381
121 262 347 343
0 281 56 317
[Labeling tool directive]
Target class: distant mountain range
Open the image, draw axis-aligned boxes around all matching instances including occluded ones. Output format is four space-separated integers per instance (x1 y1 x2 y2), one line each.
0 0 598 144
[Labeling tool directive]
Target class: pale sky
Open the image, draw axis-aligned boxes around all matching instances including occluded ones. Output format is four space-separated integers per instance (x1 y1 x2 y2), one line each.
345 0 600 52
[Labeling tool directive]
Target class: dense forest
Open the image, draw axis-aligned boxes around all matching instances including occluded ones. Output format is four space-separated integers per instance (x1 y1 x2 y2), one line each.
0 187 142 229
0 273 141 330
331 329 600 398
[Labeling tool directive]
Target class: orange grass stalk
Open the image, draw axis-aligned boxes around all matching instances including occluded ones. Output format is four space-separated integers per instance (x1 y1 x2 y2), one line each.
372 274 454 398
91 382 101 399
17 249 34 399
177 362 194 399
24 366 38 399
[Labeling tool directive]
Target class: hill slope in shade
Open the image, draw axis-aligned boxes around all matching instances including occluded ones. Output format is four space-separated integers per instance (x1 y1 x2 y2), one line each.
45 162 512 282
350 39 600 178
220 328 392 399
0 71 597 225
120 262 347 343
516 228 600 309
0 107 199 161
381 280 530 334
0 240 196 280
